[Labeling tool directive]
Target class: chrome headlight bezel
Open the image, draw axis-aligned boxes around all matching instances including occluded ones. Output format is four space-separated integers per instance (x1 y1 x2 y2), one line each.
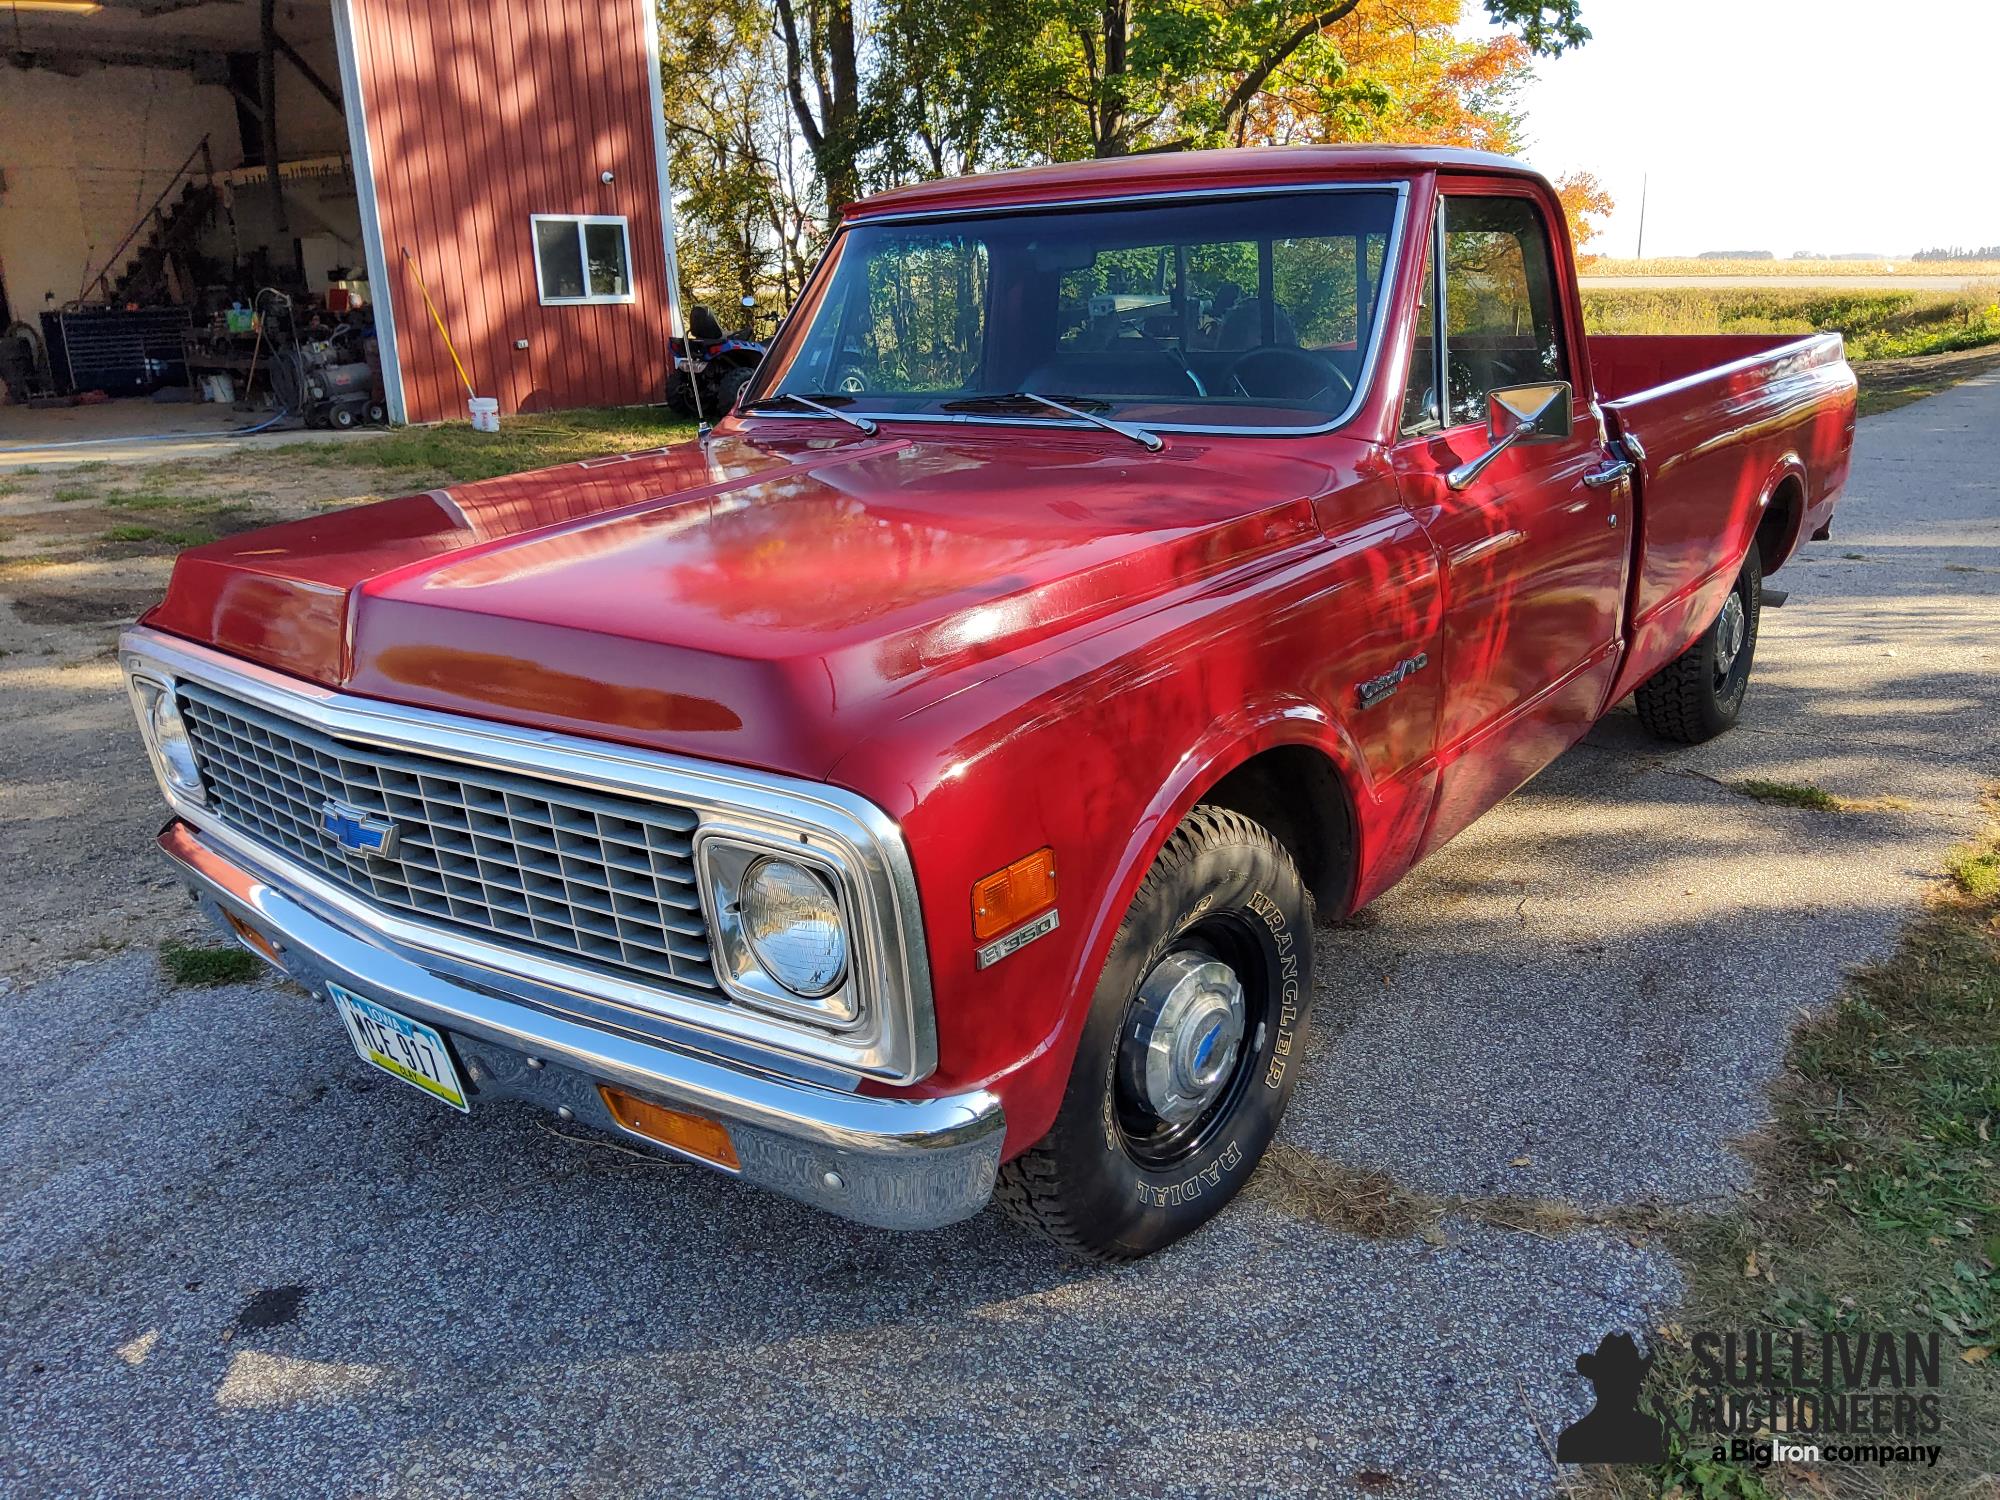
127 672 208 805
696 830 862 1029
120 627 937 1084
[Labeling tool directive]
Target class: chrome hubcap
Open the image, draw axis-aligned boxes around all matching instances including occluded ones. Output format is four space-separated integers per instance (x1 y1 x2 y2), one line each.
1127 951 1248 1125
1714 592 1746 681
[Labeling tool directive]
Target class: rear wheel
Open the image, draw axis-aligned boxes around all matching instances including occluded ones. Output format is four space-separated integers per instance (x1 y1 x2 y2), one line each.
714 366 754 413
995 806 1314 1260
1633 547 1762 743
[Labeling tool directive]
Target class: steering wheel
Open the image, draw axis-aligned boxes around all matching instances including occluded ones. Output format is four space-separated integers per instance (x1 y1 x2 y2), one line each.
1222 346 1354 406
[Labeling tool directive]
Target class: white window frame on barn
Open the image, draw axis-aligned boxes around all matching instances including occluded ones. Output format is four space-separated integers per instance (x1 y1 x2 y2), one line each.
530 214 637 305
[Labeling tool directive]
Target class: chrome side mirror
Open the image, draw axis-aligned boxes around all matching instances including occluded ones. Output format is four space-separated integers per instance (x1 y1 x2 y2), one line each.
1446 380 1573 491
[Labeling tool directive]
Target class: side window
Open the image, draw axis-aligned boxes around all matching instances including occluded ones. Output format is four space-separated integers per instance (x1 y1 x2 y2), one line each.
1400 230 1440 434
1439 196 1566 427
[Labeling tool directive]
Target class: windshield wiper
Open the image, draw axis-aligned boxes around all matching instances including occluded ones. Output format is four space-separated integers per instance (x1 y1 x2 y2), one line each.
994 391 1163 452
745 391 879 436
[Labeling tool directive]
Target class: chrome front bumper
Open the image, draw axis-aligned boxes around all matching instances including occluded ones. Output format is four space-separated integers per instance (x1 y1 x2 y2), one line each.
160 819 1004 1231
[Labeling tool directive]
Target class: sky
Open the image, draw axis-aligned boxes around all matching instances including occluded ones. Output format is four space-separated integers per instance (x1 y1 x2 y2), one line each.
1474 0 2000 257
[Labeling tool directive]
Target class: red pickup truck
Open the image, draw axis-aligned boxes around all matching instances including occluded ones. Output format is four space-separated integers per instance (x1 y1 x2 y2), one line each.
124 146 1854 1259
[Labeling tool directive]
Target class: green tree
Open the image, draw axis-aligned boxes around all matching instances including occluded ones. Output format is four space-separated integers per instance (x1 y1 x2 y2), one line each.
1027 0 1587 159
773 0 864 213
660 0 820 309
672 0 1594 299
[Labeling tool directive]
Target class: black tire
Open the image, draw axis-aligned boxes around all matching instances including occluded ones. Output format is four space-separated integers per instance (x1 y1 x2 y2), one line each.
995 806 1314 1260
714 366 754 413
664 371 698 417
1633 548 1762 743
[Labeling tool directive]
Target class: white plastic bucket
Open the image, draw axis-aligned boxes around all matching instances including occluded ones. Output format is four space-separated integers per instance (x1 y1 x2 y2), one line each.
467 395 500 432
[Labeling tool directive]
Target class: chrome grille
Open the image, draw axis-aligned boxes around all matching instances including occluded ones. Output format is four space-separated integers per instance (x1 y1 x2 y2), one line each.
177 683 717 993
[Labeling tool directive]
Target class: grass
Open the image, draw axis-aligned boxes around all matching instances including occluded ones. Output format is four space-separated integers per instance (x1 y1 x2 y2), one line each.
1734 779 1912 814
50 484 97 503
283 406 699 484
1583 257 2000 280
1852 344 2000 417
158 940 264 987
1582 283 2000 363
103 487 241 512
102 525 159 543
1948 844 2000 904
1586 793 2000 1499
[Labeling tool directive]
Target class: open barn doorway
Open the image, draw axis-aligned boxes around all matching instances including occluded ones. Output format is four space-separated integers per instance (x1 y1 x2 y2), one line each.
0 0 387 456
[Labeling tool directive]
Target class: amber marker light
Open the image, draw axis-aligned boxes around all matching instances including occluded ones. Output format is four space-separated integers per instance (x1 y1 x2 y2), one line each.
223 910 283 966
598 1086 741 1170
972 847 1057 940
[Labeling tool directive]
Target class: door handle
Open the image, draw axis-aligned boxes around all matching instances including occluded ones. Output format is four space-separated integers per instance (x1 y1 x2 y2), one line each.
1584 459 1636 490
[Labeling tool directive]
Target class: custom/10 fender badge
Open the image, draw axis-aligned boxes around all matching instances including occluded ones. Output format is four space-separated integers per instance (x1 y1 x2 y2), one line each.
1356 652 1429 709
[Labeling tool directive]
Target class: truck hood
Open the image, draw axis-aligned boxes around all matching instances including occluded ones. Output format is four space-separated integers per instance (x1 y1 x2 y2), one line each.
146 427 1339 779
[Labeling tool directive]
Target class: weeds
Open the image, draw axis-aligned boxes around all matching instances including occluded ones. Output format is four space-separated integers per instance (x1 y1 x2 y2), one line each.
1948 844 2000 903
1736 779 1842 812
1733 779 1911 814
104 489 218 512
1584 793 2000 1498
158 940 263 987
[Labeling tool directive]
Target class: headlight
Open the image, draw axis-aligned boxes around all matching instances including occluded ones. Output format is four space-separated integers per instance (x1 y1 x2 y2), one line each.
132 676 207 803
741 857 848 998
697 836 859 1027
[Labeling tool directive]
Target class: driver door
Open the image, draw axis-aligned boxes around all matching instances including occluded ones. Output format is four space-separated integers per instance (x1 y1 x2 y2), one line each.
1392 191 1631 854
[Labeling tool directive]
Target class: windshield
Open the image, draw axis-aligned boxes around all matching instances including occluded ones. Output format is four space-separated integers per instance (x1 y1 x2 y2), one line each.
750 188 1402 433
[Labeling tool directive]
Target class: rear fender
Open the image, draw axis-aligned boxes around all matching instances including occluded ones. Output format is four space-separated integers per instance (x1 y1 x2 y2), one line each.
1754 452 1810 574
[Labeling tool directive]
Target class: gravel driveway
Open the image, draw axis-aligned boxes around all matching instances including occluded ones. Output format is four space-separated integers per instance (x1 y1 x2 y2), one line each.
4 372 1996 1498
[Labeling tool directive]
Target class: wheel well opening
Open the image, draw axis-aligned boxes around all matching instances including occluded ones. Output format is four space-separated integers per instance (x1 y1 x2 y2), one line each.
1199 745 1355 923
1758 475 1806 576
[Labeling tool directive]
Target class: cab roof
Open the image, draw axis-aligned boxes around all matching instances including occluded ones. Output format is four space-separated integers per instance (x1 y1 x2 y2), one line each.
845 144 1549 221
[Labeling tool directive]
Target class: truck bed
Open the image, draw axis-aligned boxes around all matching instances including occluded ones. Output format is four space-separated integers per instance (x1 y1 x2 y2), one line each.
1587 332 1857 702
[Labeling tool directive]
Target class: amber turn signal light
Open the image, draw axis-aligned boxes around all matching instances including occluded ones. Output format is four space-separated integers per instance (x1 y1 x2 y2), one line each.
972 847 1057 940
224 910 283 966
597 1086 740 1170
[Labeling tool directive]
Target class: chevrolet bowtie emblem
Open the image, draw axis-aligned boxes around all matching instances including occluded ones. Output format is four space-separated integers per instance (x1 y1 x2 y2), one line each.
321 799 400 858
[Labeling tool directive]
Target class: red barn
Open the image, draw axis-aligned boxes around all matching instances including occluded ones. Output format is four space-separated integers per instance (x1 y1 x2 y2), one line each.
0 0 683 429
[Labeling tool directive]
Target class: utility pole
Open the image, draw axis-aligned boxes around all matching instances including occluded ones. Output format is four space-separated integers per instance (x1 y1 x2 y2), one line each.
1635 173 1648 260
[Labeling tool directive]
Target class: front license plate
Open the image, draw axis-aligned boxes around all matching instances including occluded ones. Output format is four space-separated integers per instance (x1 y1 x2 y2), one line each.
328 982 469 1112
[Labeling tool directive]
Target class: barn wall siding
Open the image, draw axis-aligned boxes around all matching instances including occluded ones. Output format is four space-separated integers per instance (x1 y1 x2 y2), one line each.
346 0 674 424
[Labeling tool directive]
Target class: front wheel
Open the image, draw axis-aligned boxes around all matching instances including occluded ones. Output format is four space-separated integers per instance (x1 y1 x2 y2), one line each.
995 806 1314 1260
1633 547 1762 743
